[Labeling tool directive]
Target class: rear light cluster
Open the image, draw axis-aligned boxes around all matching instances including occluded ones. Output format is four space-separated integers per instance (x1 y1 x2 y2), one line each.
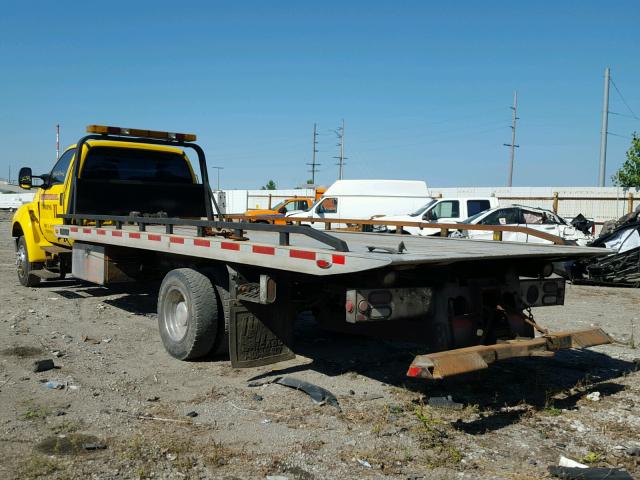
520 278 565 307
345 287 433 324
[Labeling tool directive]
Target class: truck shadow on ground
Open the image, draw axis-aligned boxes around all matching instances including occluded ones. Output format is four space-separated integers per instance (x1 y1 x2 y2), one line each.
254 315 638 434
41 281 638 434
49 280 161 315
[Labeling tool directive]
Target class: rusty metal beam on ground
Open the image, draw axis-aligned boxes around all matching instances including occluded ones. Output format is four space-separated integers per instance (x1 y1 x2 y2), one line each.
406 328 612 380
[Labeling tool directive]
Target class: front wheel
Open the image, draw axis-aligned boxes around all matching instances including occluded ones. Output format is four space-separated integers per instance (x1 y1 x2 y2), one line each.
157 268 220 360
16 236 40 287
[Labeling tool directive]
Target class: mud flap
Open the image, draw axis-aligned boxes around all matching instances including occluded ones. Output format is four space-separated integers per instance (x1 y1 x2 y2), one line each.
229 302 295 368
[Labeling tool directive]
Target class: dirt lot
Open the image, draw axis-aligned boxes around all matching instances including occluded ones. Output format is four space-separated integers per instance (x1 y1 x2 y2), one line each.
1 210 639 480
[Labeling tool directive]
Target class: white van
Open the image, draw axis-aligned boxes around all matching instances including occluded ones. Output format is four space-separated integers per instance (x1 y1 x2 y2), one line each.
286 179 430 228
380 197 499 236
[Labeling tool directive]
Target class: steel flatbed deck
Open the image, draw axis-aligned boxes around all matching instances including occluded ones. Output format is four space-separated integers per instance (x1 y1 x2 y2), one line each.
55 222 608 276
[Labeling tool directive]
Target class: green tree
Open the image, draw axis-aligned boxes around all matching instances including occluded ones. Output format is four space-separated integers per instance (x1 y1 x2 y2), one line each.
612 132 640 188
261 180 277 190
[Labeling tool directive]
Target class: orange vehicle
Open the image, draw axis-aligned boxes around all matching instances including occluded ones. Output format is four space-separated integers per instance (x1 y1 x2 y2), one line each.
244 188 325 224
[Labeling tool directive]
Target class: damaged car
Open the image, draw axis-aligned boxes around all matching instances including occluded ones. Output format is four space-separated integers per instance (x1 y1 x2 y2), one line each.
449 205 593 245
570 207 640 286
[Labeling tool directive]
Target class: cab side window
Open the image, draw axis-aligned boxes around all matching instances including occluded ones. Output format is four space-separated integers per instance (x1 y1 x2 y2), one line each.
317 198 338 214
467 199 491 217
432 200 459 219
48 149 75 186
480 208 521 225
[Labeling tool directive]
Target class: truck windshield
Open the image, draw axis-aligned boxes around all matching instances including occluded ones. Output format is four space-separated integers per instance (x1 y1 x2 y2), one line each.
408 199 436 217
81 147 193 183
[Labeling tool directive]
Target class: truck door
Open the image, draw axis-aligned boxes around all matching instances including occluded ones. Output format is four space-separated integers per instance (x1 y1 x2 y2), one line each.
425 200 460 223
39 149 75 244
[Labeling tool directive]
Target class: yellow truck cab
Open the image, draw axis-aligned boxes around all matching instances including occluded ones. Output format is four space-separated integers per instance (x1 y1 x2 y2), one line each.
12 126 204 286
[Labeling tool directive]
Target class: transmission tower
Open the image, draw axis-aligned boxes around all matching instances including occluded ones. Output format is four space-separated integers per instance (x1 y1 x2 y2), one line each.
306 123 320 183
333 119 347 180
503 91 519 187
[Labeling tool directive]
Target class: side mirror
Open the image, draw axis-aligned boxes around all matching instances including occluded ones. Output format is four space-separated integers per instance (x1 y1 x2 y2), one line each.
278 207 286 214
18 167 33 190
423 210 434 221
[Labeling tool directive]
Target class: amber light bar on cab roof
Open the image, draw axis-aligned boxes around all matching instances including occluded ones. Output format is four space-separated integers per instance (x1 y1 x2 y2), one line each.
86 125 197 142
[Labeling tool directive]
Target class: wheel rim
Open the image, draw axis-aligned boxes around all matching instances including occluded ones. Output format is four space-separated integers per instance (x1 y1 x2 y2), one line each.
163 287 189 342
16 244 27 280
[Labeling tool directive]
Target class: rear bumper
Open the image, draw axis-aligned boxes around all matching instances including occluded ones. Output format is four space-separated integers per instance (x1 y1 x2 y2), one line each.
406 328 612 380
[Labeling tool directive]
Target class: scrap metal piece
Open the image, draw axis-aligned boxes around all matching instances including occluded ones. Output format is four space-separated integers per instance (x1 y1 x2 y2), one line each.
407 328 612 380
366 241 407 254
274 376 340 410
548 466 633 480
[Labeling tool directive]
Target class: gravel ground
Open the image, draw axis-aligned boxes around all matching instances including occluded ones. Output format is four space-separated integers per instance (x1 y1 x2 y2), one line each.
0 210 639 480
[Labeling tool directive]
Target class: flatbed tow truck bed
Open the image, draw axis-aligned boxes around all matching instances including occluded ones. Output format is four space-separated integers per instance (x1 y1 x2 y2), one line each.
56 222 607 276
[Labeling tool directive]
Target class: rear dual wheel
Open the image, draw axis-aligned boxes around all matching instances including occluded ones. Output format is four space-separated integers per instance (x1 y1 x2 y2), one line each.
157 268 229 360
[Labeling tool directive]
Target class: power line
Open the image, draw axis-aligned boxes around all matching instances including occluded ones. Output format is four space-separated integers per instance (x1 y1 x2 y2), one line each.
609 111 640 121
607 131 633 140
610 77 640 121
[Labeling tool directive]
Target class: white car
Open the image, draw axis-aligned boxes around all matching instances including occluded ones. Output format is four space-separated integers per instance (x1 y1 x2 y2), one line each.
377 197 498 236
450 205 593 245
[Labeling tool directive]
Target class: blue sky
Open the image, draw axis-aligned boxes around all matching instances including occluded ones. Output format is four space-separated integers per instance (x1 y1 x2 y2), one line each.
1 1 638 189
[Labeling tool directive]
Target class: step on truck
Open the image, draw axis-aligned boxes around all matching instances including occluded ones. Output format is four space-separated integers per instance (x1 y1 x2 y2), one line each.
11 125 612 379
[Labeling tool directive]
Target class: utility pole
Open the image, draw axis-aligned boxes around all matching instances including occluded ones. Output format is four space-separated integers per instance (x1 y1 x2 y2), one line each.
210 166 224 191
334 119 347 180
306 123 320 184
56 124 60 160
598 67 610 187
504 91 519 187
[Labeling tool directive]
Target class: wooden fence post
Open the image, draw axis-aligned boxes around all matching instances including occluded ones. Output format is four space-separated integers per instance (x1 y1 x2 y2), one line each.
628 192 634 214
552 192 559 214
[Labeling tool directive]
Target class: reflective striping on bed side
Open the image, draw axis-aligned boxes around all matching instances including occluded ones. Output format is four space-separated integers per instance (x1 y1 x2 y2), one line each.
221 242 240 251
290 249 316 260
193 238 210 247
252 245 275 255
52 225 361 275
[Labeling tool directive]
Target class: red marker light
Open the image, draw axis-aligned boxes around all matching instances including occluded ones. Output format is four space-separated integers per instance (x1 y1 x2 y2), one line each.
316 259 331 269
345 300 354 313
407 366 421 378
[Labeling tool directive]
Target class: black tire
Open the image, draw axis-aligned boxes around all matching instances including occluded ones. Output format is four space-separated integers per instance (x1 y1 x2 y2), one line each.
16 236 40 287
157 268 220 360
210 271 230 356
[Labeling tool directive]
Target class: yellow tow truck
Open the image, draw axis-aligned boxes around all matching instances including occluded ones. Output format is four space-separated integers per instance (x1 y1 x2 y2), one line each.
10 124 612 378
12 125 203 286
